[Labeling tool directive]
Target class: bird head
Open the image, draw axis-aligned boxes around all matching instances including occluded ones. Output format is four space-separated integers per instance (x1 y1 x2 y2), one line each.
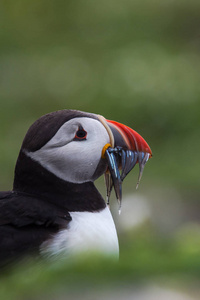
14 110 152 210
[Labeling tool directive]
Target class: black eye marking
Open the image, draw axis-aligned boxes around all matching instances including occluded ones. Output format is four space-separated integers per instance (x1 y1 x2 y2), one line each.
74 126 87 141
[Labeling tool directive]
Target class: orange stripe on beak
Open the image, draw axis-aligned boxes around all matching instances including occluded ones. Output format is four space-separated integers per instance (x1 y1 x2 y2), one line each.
106 120 152 158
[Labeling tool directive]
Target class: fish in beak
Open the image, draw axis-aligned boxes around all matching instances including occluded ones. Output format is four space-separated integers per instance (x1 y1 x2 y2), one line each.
98 115 152 213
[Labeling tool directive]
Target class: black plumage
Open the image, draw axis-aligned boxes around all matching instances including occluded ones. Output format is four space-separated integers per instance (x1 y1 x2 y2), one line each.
0 190 71 267
0 110 106 267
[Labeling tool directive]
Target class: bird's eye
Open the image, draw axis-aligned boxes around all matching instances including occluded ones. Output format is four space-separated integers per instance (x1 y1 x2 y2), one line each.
74 127 87 141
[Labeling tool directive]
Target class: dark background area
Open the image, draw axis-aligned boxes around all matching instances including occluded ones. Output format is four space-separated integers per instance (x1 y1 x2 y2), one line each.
0 1 200 299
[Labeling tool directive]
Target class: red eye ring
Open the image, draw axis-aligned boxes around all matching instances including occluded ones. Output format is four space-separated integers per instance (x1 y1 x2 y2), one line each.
74 128 87 140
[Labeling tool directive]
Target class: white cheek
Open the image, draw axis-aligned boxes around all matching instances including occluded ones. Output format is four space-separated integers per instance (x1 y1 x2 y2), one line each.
70 135 108 181
25 118 110 183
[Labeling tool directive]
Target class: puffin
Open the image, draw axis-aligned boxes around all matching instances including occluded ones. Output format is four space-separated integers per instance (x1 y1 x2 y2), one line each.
0 110 152 266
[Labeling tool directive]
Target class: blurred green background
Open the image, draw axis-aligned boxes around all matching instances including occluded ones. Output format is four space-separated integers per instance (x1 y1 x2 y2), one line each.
0 0 200 299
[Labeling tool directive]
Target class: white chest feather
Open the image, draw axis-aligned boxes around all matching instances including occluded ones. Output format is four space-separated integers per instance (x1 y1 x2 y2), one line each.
41 206 119 258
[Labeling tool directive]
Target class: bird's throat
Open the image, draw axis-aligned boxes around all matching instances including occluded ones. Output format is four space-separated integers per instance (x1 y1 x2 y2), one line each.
13 151 106 212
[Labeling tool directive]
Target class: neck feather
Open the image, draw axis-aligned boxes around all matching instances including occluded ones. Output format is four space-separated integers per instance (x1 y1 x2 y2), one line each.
13 151 106 212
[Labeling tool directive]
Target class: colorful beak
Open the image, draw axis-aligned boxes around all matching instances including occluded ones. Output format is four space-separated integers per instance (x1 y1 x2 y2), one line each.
98 116 152 213
106 120 152 156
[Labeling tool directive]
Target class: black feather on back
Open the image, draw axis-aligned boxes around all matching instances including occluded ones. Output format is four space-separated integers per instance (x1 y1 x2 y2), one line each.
0 191 71 267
